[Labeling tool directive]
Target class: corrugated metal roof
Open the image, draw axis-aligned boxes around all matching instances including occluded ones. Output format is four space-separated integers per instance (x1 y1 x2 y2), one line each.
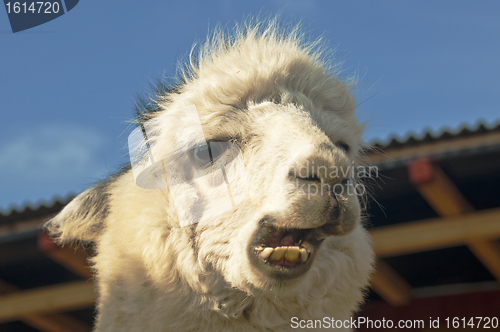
0 194 75 224
370 119 500 150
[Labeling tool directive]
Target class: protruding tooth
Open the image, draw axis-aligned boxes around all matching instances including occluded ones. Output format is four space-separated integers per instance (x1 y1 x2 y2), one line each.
270 247 287 261
285 247 300 263
300 248 308 263
255 246 263 252
260 247 274 259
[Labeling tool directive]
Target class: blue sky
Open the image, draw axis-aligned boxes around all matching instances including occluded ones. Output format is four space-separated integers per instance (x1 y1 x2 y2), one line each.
1 1 499 209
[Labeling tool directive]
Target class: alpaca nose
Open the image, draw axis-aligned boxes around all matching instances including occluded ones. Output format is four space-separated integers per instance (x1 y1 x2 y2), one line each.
287 145 351 228
289 143 349 188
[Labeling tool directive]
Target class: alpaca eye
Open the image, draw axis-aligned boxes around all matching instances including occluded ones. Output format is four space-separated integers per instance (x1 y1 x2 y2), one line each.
193 145 211 166
193 142 224 167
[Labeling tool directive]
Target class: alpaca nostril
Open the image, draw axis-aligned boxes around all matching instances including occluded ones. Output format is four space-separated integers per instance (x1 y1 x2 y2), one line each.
289 172 321 182
330 196 338 209
328 203 340 222
302 175 321 182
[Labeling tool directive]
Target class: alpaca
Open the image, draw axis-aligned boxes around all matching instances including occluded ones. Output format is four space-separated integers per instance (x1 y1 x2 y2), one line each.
45 21 374 331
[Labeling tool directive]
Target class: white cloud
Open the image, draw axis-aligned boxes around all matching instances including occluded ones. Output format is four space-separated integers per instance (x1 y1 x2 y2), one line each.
0 124 108 180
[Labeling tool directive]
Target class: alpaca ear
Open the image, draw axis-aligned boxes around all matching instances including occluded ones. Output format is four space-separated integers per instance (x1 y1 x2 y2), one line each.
44 174 116 244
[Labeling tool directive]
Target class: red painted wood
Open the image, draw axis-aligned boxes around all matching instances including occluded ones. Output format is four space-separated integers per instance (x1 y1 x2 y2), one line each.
408 157 434 184
36 231 59 252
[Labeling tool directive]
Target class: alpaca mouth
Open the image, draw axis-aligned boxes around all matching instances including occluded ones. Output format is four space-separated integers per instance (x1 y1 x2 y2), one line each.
253 228 310 267
249 222 324 279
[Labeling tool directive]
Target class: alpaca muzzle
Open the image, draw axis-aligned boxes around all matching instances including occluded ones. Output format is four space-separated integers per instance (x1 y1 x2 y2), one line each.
247 194 355 280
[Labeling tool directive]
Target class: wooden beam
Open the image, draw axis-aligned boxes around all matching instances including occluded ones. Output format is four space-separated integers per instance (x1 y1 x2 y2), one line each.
0 279 15 294
0 281 95 323
370 260 412 306
0 218 45 243
38 232 92 279
366 130 500 166
21 313 92 332
409 159 500 281
371 208 500 257
0 279 92 331
372 159 500 305
467 239 500 280
408 159 473 216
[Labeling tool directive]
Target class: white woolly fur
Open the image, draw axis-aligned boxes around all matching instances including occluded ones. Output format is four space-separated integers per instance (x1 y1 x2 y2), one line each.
45 19 374 331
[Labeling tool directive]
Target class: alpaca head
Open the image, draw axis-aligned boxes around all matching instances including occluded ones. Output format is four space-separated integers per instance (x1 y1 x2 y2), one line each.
45 21 373 325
